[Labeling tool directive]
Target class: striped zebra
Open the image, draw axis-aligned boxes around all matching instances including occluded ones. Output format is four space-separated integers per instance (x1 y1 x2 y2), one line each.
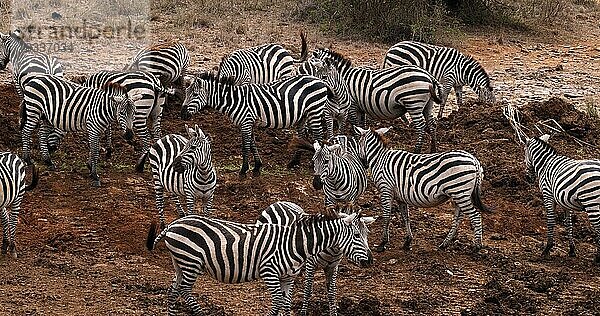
217 32 307 85
354 126 488 252
0 152 38 258
312 136 368 214
0 30 64 97
311 48 444 153
298 58 351 137
21 74 137 187
383 41 495 118
504 109 600 262
135 125 216 229
256 202 376 316
146 212 374 316
181 72 330 178
126 42 189 89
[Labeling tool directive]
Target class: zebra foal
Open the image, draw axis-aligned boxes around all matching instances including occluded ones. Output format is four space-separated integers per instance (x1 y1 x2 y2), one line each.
383 41 495 118
311 48 444 153
505 106 600 262
0 152 38 258
181 72 330 178
136 125 216 229
355 126 488 252
256 201 376 316
21 74 137 187
146 212 374 316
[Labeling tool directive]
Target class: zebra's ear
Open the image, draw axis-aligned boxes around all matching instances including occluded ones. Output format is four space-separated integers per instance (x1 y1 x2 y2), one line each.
313 141 321 152
539 134 550 143
187 125 197 138
361 216 377 226
328 144 344 156
194 125 205 139
374 127 392 135
342 212 358 225
353 125 368 135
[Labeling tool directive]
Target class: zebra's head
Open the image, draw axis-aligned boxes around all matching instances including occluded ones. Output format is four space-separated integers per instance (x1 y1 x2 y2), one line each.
336 212 376 268
524 134 552 183
182 75 206 120
173 124 213 174
103 83 138 141
311 141 329 190
463 56 495 104
354 126 391 167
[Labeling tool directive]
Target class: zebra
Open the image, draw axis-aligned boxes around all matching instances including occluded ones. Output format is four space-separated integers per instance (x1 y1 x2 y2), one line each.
354 126 488 252
217 32 307 85
135 124 216 230
382 41 495 118
21 74 137 187
312 136 368 214
146 211 374 316
298 58 351 137
310 48 444 153
503 109 600 262
181 72 331 178
256 201 375 316
0 30 64 98
125 42 190 88
0 152 39 258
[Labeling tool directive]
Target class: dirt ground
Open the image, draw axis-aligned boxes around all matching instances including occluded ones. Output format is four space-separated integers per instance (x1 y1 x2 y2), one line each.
2 3 600 316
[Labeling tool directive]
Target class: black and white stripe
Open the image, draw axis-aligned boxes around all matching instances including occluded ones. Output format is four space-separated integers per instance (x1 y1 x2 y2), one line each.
354 126 488 252
0 31 64 97
522 135 600 261
182 72 330 178
126 42 190 88
146 212 373 316
298 59 351 137
256 202 375 316
311 48 444 153
21 74 136 186
218 32 307 85
0 152 38 258
312 135 368 213
383 41 495 118
135 125 216 229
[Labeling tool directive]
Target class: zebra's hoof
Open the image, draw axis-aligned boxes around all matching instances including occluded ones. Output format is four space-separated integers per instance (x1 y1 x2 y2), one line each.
239 172 248 180
374 244 386 253
595 254 600 265
92 180 101 187
46 163 56 171
105 148 113 160
252 169 261 177
569 245 576 257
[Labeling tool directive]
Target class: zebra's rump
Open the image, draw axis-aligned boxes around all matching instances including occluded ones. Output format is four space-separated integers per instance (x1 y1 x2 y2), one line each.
221 44 295 84
550 160 600 207
0 153 26 208
163 215 283 283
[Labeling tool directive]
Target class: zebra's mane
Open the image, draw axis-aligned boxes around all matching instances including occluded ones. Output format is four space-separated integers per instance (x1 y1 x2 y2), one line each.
197 71 237 86
101 82 127 96
9 32 32 50
371 128 391 148
296 212 338 224
321 48 352 69
533 137 558 155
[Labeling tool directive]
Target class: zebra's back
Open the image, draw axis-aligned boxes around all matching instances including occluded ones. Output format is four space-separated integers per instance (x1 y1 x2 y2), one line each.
148 134 187 194
542 158 600 208
128 42 189 85
220 43 296 85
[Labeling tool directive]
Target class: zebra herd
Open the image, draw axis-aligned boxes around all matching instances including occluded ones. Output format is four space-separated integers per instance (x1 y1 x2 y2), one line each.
2 28 600 315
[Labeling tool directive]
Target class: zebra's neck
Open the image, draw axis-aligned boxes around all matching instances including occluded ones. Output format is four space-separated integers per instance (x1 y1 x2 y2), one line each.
457 56 488 88
531 149 571 181
364 141 389 170
293 219 341 260
6 38 29 65
209 82 247 117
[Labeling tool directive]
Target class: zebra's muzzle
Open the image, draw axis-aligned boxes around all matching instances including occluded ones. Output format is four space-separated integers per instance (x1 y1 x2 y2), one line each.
312 175 323 190
359 255 373 267
123 129 134 141
181 107 192 121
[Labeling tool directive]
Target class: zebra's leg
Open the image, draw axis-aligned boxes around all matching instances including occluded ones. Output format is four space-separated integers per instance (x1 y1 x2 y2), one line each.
150 96 165 143
21 121 35 166
541 195 557 258
280 276 295 316
152 174 167 230
452 193 484 251
104 125 113 159
179 271 202 315
239 124 252 179
263 274 284 316
8 198 22 258
171 195 187 218
437 79 454 119
325 108 334 139
565 209 576 257
408 113 427 154
38 124 56 170
440 203 464 250
202 194 214 215
1 207 9 255
397 203 413 250
455 85 464 107
325 263 340 316
249 128 262 177
167 277 181 316
87 129 102 187
375 191 394 252
301 258 317 316
184 189 197 215
424 101 437 153
585 205 600 263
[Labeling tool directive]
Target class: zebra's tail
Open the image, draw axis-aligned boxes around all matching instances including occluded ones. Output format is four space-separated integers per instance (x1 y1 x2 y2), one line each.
292 31 308 63
24 165 39 192
289 136 315 153
146 221 168 251
429 81 444 105
135 150 149 173
154 83 176 96
471 159 492 213
19 101 26 131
